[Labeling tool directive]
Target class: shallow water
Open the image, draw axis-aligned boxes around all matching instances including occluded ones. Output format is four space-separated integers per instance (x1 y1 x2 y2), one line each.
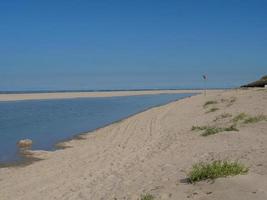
0 93 194 164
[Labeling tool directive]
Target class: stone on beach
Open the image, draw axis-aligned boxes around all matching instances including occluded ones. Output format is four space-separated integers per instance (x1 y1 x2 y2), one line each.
17 139 33 148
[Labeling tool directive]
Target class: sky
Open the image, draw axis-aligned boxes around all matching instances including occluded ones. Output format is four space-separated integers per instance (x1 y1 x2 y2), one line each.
0 0 266 91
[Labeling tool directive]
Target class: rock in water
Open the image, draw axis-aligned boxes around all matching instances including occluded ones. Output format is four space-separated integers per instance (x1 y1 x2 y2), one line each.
17 139 33 148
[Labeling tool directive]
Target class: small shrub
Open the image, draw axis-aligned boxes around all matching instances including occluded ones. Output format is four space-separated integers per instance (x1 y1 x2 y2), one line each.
232 113 267 124
188 160 248 183
141 194 154 200
202 125 238 136
192 125 238 136
203 101 218 108
243 115 267 124
191 126 208 131
224 125 239 132
221 113 232 118
206 107 219 113
232 113 248 123
202 127 222 136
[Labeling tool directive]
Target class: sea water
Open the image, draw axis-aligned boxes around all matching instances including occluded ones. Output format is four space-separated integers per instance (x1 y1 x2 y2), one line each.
0 93 194 164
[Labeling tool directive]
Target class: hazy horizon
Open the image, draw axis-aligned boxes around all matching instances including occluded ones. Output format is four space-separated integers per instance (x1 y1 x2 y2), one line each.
0 1 266 91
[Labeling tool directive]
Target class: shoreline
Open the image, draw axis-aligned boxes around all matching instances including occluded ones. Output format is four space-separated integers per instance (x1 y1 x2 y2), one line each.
1 88 266 199
0 89 207 102
0 92 199 168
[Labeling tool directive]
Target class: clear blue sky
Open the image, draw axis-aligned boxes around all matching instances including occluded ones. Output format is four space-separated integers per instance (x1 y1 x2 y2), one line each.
0 0 266 91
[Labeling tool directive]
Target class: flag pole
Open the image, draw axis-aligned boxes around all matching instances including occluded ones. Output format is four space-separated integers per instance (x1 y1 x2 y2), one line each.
202 75 207 96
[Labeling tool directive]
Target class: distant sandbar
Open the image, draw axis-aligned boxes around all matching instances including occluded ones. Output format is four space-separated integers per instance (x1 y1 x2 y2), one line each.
0 90 207 101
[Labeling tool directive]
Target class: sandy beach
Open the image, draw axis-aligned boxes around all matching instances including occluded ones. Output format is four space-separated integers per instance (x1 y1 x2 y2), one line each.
0 88 266 200
0 90 202 102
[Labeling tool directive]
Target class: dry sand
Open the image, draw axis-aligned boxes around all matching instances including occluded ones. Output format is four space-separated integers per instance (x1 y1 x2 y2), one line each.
0 90 202 101
0 88 267 200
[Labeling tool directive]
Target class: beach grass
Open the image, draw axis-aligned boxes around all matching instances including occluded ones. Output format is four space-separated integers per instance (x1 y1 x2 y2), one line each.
243 115 267 124
192 125 238 136
188 160 248 183
232 113 248 123
232 113 267 124
191 125 208 131
141 194 154 200
202 127 222 136
206 107 219 113
192 112 266 136
203 100 218 108
202 125 238 136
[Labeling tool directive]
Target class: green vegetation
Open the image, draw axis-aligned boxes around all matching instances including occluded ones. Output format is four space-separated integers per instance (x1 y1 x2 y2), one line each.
192 125 238 136
188 160 248 183
191 125 208 131
243 115 267 124
232 113 267 124
223 125 239 132
203 100 218 108
192 112 266 137
220 113 233 118
232 113 248 123
202 125 238 136
206 107 219 113
141 194 154 200
202 127 223 136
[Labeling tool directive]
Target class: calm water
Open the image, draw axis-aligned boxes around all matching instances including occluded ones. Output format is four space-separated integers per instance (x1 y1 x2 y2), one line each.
0 93 194 164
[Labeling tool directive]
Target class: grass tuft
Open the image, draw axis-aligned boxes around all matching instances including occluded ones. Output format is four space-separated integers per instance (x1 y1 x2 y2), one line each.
201 127 222 136
243 115 267 124
203 100 218 108
232 113 248 123
141 194 154 200
191 126 208 131
206 107 219 113
192 125 238 136
188 160 248 183
223 125 239 132
202 125 238 136
203 101 218 108
232 113 267 124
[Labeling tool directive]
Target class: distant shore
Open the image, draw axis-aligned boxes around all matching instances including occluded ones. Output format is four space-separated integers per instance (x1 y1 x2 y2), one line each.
0 89 208 101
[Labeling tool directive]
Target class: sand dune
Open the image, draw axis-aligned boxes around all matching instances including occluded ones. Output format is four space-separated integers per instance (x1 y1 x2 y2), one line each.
0 89 266 200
